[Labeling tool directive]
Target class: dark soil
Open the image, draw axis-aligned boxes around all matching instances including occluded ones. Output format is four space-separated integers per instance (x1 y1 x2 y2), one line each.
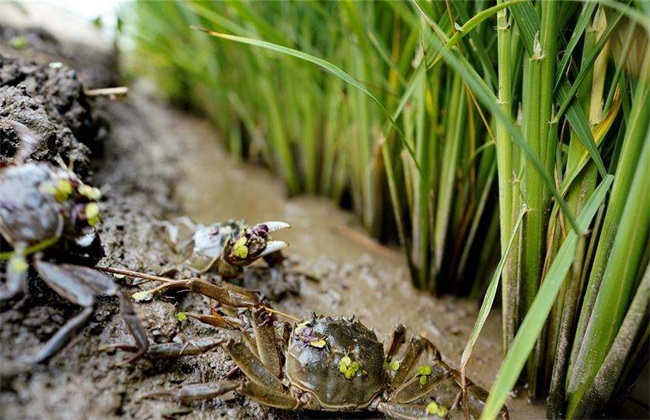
0 28 295 420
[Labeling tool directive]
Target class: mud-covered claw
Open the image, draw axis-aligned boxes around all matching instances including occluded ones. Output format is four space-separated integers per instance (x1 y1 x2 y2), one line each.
221 220 290 268
258 240 288 258
260 221 290 233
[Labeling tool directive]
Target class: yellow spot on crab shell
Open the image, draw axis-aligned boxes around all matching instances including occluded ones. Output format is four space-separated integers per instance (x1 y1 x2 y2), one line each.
426 401 448 417
54 179 73 202
233 236 249 259
339 355 360 379
39 183 57 195
417 364 433 385
84 203 101 226
417 364 432 376
10 254 28 273
309 338 326 348
177 312 188 322
78 184 102 200
132 290 152 302
340 356 352 372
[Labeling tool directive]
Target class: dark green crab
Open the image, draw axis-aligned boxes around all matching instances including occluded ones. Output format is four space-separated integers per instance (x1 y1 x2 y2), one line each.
136 308 509 419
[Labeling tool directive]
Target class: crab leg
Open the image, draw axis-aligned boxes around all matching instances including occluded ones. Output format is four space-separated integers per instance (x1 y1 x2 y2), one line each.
390 336 454 404
149 278 259 308
116 293 150 364
391 335 430 387
185 310 243 330
140 381 240 404
239 328 261 358
224 340 284 392
147 338 304 408
390 334 509 420
452 371 509 420
0 243 28 301
391 363 453 404
251 307 282 378
377 401 447 419
31 260 149 364
24 260 98 363
239 380 301 410
385 324 407 362
104 338 225 359
223 328 311 408
55 262 149 363
140 379 302 409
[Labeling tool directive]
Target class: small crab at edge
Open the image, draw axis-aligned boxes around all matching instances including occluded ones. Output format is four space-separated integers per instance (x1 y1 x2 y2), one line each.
137 308 509 419
162 217 290 278
0 119 148 364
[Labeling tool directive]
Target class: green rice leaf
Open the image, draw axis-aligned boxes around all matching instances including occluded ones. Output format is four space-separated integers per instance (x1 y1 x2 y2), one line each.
193 26 423 177
461 206 526 370
558 82 608 177
509 0 539 56
554 3 598 90
429 0 523 68
553 10 625 121
420 28 582 234
481 174 614 420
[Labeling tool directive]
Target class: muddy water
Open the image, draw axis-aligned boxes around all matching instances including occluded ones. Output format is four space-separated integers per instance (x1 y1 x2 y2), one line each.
158 103 545 419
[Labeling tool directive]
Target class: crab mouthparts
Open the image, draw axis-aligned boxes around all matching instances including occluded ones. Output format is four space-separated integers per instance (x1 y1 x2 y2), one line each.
260 240 288 257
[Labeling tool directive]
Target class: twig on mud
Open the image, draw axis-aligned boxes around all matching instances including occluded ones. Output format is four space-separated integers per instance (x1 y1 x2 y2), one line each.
84 86 129 98
260 305 301 322
96 266 182 283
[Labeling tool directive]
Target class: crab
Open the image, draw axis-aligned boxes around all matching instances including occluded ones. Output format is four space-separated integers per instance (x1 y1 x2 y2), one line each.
0 119 148 364
138 307 509 419
162 217 290 278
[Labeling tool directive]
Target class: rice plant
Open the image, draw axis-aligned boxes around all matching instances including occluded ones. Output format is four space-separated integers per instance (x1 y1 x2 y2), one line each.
122 1 648 417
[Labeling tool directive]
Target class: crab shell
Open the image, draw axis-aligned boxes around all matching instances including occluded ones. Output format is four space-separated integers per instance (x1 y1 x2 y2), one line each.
285 315 385 410
0 163 67 245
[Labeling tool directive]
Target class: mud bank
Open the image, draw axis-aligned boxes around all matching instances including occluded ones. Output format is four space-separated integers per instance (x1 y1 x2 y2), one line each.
0 21 545 420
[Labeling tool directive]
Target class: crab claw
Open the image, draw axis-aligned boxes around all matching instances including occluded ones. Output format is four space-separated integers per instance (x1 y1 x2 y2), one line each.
262 221 291 233
259 240 287 258
222 221 290 267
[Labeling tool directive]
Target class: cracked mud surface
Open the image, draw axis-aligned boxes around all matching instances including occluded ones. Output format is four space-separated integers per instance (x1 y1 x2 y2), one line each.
0 22 546 420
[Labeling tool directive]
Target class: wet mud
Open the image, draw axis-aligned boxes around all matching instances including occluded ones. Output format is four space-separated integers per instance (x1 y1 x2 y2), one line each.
0 17 545 420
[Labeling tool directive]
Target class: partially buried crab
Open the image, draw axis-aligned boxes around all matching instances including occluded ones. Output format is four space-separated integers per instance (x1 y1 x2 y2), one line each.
163 217 290 278
138 307 509 419
0 119 148 364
